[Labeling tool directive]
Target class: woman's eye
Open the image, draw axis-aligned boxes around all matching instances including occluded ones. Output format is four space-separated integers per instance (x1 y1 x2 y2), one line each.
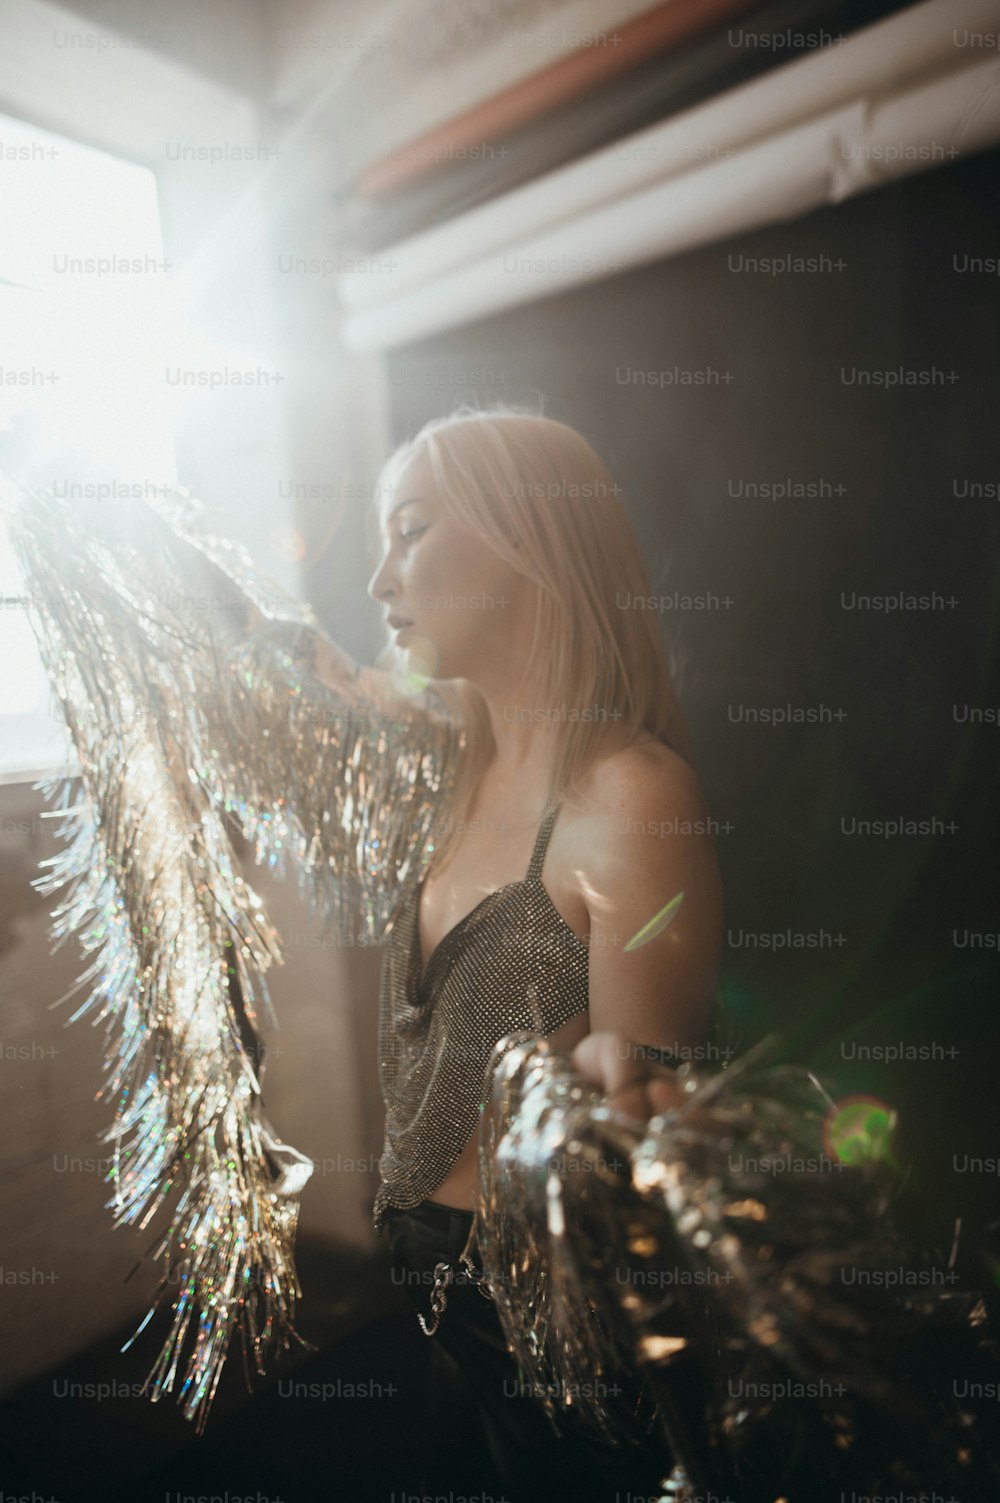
399 525 428 543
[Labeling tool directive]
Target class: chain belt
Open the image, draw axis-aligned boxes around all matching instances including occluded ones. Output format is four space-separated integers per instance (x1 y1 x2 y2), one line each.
417 1212 496 1337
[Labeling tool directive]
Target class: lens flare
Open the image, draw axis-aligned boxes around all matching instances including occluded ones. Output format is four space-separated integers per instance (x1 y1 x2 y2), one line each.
392 633 438 695
823 1094 896 1165
268 526 306 563
624 891 684 952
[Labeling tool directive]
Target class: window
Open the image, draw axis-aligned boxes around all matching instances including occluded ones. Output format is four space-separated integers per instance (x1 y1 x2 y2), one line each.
0 108 175 779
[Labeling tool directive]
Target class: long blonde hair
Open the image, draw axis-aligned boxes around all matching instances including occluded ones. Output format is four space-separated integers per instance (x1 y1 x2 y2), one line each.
373 402 697 871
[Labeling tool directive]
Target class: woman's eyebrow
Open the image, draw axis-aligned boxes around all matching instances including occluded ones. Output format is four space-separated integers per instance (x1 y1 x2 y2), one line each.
388 496 423 520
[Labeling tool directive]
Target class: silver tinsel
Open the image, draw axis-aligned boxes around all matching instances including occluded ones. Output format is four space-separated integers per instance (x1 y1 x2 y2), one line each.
0 475 463 1428
475 1033 997 1500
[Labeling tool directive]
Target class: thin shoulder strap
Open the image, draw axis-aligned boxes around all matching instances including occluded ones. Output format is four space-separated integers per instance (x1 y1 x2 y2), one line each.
526 802 561 882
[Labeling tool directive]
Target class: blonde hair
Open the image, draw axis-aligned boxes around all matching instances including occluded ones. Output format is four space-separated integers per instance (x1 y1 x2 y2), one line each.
373 402 697 871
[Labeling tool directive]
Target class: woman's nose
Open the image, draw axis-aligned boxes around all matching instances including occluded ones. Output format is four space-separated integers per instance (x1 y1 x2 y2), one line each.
366 551 395 605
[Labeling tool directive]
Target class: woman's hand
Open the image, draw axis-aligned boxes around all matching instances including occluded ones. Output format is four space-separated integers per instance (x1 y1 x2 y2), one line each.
571 1029 686 1123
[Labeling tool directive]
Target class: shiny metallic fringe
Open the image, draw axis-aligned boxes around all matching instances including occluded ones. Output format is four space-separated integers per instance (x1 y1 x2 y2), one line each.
1 476 462 1428
476 1035 995 1498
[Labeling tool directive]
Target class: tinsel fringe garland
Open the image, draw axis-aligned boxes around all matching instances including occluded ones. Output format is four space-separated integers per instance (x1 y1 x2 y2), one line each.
0 475 463 1428
475 1034 999 1500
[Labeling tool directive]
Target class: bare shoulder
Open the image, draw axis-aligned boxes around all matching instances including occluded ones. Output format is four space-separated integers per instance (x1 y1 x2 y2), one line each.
574 735 705 822
558 735 714 900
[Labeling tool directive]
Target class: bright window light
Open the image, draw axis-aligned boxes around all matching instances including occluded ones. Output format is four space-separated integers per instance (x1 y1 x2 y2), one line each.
0 109 177 780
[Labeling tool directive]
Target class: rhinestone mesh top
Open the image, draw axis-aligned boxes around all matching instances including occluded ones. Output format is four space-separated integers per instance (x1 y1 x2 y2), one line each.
372 801 590 1230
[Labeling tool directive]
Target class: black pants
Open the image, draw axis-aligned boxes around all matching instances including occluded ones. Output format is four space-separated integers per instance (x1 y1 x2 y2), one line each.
380 1197 675 1503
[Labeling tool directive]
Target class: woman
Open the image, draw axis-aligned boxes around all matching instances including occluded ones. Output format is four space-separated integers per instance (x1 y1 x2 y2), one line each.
1 403 722 1494
12 412 990 1500
361 405 724 1499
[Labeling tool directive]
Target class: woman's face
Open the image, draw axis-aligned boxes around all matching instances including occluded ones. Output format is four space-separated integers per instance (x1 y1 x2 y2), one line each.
367 447 527 682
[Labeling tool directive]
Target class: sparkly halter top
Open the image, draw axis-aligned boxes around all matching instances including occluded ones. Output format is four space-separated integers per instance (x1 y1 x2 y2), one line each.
372 801 590 1231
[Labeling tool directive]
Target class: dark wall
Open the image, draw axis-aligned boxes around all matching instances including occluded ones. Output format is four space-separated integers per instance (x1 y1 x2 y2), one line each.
385 146 1000 1252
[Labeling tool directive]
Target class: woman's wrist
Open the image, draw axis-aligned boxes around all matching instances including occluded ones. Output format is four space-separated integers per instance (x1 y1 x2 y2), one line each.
629 1041 680 1069
571 1030 687 1121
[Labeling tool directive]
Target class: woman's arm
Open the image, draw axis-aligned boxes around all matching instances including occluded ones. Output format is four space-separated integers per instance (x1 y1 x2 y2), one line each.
580 739 724 1056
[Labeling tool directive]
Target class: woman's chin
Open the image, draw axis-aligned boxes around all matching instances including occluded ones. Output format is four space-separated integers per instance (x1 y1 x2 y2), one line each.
395 630 441 684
